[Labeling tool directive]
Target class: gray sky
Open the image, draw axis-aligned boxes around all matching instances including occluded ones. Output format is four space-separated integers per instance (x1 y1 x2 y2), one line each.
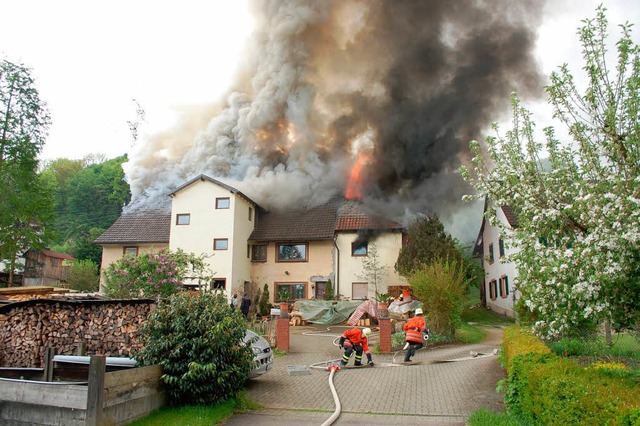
1 0 638 163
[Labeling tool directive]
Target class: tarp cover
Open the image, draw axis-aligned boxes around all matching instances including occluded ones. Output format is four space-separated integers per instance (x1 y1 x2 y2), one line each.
293 300 363 325
388 299 422 318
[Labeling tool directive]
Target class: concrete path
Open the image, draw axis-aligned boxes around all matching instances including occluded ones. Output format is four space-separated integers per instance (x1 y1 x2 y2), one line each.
223 325 505 425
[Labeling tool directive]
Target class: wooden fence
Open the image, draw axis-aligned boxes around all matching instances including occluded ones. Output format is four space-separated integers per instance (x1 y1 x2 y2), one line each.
0 355 165 425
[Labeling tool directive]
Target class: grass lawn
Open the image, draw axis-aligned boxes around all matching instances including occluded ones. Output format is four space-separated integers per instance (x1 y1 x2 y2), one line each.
129 393 262 426
127 403 235 426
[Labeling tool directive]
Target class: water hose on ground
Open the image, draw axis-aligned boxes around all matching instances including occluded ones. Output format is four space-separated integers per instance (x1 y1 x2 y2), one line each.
321 365 341 426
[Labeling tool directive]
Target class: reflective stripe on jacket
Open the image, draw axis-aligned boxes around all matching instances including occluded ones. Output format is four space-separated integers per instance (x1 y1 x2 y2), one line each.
403 316 426 343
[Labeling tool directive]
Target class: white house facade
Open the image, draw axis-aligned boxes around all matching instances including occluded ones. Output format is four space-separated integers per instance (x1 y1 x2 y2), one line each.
474 199 520 318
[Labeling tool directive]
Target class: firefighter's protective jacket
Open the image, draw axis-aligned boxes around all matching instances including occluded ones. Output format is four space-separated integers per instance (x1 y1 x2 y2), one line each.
404 315 427 344
342 328 370 353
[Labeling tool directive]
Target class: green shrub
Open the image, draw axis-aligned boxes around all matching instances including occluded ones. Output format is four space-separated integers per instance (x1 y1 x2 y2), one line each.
502 326 640 425
135 291 254 406
258 284 270 316
102 248 211 298
65 259 99 292
409 259 471 339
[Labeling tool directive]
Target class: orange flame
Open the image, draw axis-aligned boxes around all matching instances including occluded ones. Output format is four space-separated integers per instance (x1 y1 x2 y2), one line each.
346 154 366 199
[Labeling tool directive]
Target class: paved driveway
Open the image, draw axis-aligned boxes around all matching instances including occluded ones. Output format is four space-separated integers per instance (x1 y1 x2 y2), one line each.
224 325 505 425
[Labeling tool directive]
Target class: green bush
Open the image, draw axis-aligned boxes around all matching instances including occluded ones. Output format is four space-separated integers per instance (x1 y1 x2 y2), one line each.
409 259 472 339
502 326 640 425
135 291 254 406
258 283 270 316
65 259 99 292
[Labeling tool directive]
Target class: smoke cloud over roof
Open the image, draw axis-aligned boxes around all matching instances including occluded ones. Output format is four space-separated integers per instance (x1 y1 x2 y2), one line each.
124 0 544 241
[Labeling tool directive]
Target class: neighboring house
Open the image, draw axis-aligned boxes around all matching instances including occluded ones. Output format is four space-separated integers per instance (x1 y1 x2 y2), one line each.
96 174 407 303
474 199 519 318
23 249 75 287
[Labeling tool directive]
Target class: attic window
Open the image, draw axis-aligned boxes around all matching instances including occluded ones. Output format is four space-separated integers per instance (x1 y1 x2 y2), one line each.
499 238 505 257
216 197 230 209
248 207 253 221
352 241 368 256
276 243 307 262
176 214 190 225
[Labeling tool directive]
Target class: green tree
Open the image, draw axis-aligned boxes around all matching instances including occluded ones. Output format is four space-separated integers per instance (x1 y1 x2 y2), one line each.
324 279 334 300
0 59 53 285
66 259 100 292
460 6 640 338
409 259 472 339
135 291 254 406
395 213 464 277
102 248 212 298
258 283 270 315
41 155 131 264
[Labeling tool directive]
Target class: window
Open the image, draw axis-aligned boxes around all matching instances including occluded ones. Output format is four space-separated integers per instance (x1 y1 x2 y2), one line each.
247 244 250 259
488 243 494 264
351 241 368 256
500 276 510 298
211 279 226 291
176 213 190 225
276 243 307 262
50 258 59 267
213 238 228 250
248 207 253 221
216 197 230 209
489 279 497 300
123 246 139 257
499 238 505 257
276 283 306 301
352 282 368 299
251 244 267 262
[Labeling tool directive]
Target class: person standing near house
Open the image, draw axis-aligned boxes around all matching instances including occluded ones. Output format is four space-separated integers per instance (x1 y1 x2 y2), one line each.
230 293 239 311
339 327 374 367
240 294 251 318
403 308 428 362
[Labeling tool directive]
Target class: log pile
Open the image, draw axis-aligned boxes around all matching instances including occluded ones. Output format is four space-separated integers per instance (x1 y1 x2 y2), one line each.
0 300 153 367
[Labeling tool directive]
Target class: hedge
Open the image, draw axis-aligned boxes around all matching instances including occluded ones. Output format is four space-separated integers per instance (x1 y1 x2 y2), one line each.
502 326 640 426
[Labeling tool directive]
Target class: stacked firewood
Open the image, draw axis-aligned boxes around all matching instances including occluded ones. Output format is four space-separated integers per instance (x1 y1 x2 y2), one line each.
0 301 152 367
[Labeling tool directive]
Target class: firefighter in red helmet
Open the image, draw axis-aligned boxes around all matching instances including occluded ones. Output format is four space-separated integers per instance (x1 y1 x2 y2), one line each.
339 327 374 366
403 308 428 362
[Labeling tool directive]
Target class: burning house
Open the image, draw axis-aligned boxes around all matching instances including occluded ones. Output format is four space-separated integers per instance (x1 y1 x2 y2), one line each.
99 1 545 301
96 174 407 302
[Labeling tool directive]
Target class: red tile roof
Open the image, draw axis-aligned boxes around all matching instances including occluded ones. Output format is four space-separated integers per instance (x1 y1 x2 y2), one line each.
40 250 75 260
501 205 519 228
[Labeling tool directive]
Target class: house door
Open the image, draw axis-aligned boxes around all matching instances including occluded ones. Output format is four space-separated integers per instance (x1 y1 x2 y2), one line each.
314 281 327 299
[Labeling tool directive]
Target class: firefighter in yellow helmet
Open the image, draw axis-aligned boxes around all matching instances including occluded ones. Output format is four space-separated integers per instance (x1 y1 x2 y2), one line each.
403 308 428 362
339 327 374 366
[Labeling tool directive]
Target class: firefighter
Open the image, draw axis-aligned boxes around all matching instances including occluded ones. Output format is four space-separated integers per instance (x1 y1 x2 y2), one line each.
339 327 374 367
403 308 428 362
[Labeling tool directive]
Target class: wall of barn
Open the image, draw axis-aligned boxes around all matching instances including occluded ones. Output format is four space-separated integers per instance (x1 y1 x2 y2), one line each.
0 300 153 368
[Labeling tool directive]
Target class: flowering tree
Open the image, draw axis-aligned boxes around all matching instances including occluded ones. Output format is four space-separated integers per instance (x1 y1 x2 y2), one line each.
460 6 640 339
102 248 212 298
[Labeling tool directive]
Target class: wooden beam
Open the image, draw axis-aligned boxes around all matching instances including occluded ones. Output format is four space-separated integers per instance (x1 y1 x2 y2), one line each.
85 356 106 426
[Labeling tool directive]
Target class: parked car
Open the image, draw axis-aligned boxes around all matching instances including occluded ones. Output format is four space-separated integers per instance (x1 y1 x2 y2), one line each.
245 329 273 378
